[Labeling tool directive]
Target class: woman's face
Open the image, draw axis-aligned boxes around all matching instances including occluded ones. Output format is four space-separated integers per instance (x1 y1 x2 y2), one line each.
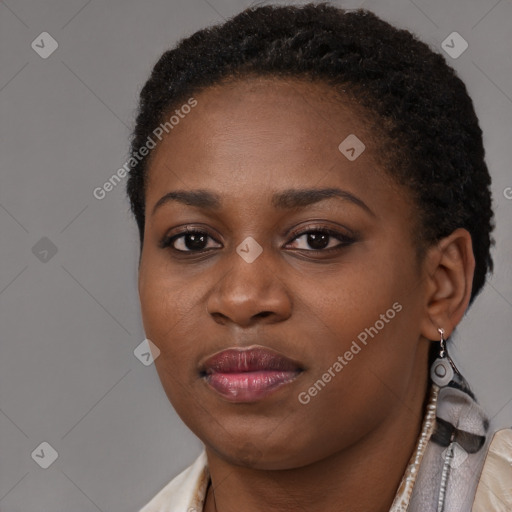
138 77 432 469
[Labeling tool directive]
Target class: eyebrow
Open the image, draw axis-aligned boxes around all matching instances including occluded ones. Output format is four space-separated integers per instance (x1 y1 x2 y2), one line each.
151 187 375 217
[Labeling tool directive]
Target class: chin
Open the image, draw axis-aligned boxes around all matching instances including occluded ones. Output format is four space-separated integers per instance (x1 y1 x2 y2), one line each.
203 428 321 471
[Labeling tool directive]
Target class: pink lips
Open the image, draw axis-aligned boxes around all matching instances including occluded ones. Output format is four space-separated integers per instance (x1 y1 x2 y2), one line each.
200 347 303 402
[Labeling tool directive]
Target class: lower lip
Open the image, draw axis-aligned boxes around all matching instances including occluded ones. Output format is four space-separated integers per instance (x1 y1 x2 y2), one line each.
204 370 301 402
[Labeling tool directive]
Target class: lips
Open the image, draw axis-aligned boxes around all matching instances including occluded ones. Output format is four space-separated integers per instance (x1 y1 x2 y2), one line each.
199 346 303 402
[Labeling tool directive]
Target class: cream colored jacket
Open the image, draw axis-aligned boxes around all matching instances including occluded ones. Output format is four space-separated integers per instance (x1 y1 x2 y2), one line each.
138 428 512 512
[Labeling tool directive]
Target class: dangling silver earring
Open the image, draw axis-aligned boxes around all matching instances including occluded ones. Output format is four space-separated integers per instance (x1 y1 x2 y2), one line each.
430 328 460 387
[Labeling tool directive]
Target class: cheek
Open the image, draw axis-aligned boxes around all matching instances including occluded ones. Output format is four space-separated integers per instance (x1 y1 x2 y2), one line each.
138 259 199 359
138 272 204 413
139 277 175 345
296 250 422 395
300 252 402 336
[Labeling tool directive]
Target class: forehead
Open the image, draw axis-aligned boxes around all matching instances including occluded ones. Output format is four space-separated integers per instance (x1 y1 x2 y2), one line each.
144 77 402 215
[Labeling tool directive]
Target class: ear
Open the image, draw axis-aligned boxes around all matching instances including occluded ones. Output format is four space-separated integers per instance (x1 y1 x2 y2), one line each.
420 228 475 341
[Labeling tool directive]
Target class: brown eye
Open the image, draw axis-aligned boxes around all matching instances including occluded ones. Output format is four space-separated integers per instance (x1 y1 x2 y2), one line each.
287 227 355 252
159 229 221 252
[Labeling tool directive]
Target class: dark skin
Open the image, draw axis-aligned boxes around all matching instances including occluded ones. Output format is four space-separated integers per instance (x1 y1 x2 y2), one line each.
137 77 475 512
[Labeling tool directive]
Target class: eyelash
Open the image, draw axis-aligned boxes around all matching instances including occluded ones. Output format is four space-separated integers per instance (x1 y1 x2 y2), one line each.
159 225 356 255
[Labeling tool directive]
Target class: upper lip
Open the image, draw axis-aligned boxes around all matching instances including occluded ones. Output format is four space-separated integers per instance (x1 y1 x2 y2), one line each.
199 345 303 375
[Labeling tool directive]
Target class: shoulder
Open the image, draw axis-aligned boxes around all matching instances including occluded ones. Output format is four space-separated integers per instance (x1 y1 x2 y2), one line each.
138 450 209 512
472 427 512 511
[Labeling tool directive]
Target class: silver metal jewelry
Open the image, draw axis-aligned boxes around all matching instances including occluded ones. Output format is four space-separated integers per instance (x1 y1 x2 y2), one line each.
430 328 460 387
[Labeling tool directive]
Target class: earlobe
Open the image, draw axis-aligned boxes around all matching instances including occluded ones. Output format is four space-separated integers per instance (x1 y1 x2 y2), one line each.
420 228 475 341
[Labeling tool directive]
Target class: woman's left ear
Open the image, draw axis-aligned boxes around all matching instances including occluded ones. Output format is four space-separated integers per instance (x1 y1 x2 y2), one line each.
420 228 475 341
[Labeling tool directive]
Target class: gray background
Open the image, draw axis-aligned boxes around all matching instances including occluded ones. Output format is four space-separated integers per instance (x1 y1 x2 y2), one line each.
0 0 511 510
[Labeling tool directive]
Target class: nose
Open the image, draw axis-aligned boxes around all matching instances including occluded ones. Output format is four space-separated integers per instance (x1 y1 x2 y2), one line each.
206 250 292 328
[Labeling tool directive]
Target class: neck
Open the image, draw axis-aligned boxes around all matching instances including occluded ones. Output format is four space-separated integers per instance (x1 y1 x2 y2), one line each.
203 373 430 512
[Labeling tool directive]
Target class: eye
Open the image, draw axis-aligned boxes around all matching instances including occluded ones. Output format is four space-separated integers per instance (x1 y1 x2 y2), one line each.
285 226 355 252
159 225 356 255
159 228 221 253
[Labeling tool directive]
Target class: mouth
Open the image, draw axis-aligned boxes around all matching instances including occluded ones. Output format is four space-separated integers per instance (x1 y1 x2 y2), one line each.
199 346 304 403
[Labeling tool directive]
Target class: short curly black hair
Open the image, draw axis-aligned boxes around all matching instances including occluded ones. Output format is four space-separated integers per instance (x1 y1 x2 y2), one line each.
127 2 494 306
